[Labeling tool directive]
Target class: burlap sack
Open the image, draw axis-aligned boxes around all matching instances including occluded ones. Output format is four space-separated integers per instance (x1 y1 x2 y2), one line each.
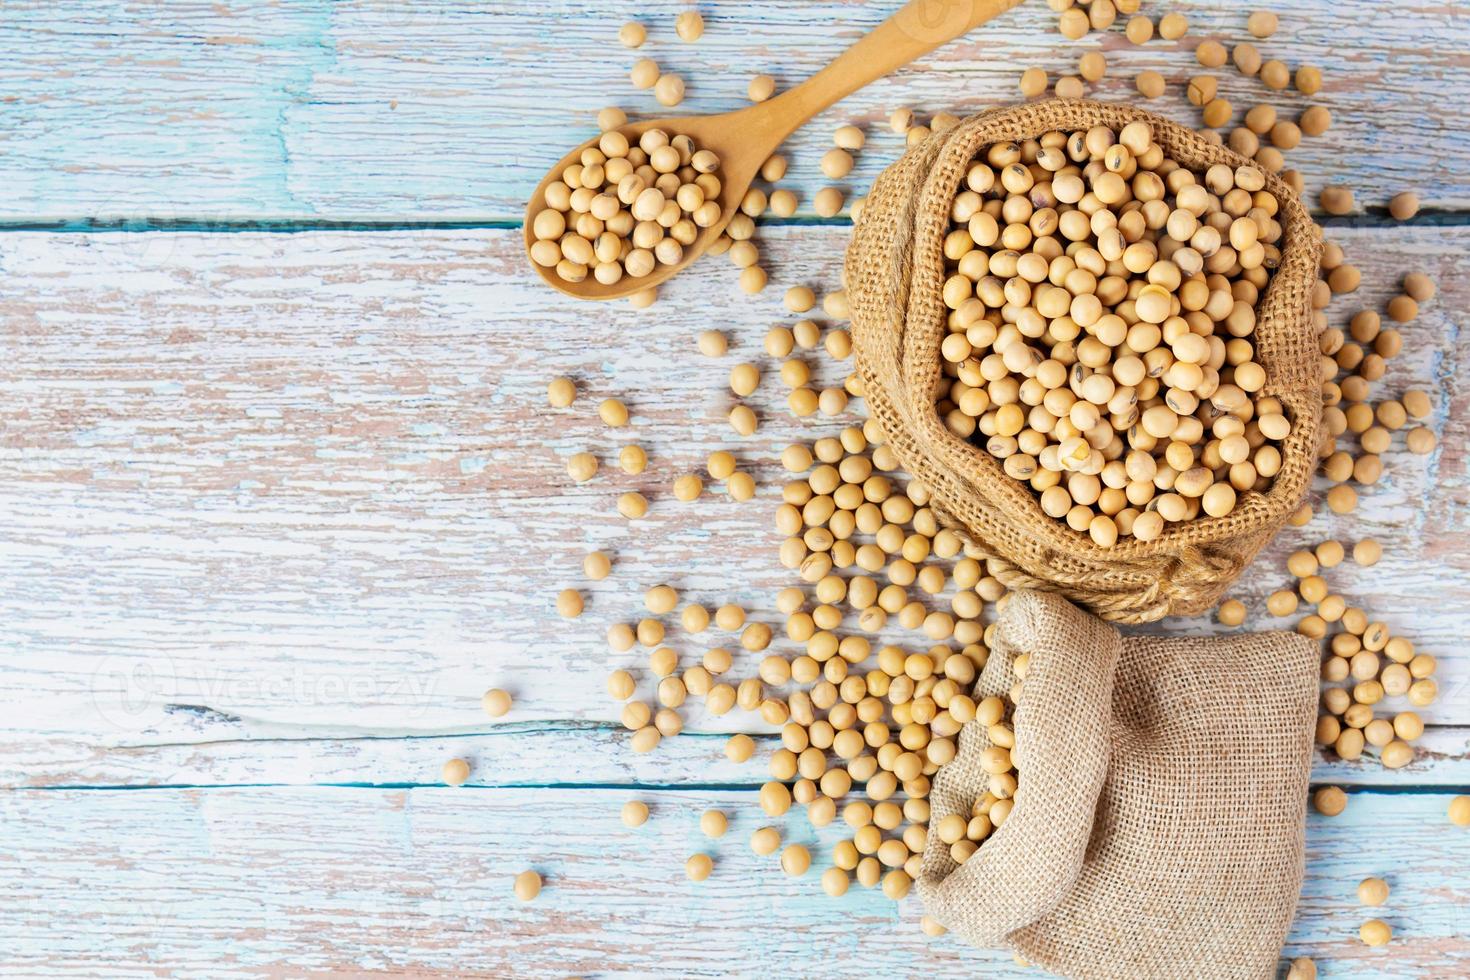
918 590 1319 978
848 101 1324 623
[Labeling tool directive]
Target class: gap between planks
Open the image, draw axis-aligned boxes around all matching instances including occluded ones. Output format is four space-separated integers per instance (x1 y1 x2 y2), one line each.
10 721 1470 790
3 0 1468 217
1 213 1469 234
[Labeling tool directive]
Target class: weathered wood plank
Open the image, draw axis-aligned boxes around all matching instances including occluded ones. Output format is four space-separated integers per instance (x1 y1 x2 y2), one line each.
1 786 1465 978
1 224 1464 753
2 0 1467 220
6 3 1467 966
7 722 1470 791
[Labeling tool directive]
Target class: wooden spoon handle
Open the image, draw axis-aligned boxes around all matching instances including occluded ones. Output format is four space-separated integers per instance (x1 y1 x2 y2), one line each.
756 0 1027 144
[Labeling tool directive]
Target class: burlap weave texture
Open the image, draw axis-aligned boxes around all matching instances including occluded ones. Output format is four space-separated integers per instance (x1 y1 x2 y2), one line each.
848 101 1323 622
918 591 1319 979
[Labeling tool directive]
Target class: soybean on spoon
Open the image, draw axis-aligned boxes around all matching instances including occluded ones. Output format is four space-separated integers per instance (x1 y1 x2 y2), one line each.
524 0 1026 301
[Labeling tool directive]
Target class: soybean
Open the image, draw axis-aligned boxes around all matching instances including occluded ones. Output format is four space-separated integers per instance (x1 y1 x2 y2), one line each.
618 22 647 48
1359 919 1392 947
1313 785 1348 816
675 10 704 42
686 853 714 881
514 870 542 902
547 377 576 407
482 689 513 718
1357 877 1390 906
748 74 776 103
781 844 812 876
442 758 471 786
1389 192 1420 221
622 800 650 827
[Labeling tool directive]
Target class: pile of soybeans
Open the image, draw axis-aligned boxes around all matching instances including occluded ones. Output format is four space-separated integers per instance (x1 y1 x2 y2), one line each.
935 121 1291 546
486 6 1467 972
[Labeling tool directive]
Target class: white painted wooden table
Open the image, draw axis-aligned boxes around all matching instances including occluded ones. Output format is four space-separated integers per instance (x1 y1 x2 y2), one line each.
3 2 1468 977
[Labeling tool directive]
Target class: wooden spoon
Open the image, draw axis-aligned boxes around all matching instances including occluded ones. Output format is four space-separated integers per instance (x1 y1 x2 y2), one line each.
525 0 1026 301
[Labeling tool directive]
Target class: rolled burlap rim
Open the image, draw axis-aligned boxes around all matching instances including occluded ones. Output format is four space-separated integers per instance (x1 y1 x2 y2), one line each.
848 101 1324 623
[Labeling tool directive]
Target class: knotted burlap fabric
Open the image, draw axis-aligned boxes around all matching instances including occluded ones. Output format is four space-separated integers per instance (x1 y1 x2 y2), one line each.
918 591 1319 979
848 101 1324 622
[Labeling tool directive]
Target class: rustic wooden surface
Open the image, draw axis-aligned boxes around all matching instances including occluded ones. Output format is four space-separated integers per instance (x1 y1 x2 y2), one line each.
3 1 1469 977
2 0 1468 221
2 789 1467 979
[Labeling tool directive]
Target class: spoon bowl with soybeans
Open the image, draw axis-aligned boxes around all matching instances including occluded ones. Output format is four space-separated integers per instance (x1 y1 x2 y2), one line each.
524 0 1026 301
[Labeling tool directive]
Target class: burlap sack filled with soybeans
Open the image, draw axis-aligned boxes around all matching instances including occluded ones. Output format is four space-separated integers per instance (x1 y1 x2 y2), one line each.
919 590 1319 978
848 101 1323 622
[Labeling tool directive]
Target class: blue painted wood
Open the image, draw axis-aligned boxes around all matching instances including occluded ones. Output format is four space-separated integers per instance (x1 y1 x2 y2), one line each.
11 721 1470 790
0 224 1464 744
0 0 1466 220
3 2 1470 974
0 219 1465 975
1 787 1465 977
